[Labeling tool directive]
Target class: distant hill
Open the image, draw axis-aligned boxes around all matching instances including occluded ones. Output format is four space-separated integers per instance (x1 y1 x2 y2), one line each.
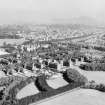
52 16 105 26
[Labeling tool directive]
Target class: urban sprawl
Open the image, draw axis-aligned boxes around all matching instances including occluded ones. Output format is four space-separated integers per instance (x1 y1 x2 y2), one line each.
0 24 105 105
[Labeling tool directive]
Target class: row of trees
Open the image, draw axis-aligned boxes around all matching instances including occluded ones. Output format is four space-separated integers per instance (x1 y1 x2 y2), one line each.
79 63 105 71
82 80 105 92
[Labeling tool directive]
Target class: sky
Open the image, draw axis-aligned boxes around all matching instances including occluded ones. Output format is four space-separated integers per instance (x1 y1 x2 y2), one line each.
0 0 104 24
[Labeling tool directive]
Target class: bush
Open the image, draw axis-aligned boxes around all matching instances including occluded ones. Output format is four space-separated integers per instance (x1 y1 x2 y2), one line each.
63 69 88 84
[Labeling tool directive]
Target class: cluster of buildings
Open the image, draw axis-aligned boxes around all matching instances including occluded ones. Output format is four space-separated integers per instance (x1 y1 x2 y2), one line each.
0 35 90 78
0 49 86 78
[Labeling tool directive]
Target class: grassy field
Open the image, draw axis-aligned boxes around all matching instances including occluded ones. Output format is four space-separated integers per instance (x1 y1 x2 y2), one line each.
0 38 26 46
16 76 69 100
34 89 105 105
82 71 105 84
71 64 105 84
46 76 69 89
16 82 39 99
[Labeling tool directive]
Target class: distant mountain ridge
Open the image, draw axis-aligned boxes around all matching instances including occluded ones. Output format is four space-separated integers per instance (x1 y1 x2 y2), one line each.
52 16 105 26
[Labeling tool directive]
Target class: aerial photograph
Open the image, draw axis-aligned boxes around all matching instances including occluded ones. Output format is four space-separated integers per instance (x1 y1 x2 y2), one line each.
0 0 105 105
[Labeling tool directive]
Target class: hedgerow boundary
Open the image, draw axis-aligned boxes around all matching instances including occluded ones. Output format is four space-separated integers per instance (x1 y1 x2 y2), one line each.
2 76 84 105
2 76 36 105
17 82 84 105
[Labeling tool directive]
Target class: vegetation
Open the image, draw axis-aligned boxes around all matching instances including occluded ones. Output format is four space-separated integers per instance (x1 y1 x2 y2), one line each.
62 69 88 84
1 71 86 105
0 24 104 104
79 63 105 71
82 80 105 92
35 75 53 91
93 46 105 52
17 82 83 105
1 77 36 105
0 76 26 87
0 76 27 104
0 35 21 39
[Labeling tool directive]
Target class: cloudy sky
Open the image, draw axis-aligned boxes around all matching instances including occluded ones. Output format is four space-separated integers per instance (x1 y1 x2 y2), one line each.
0 0 104 24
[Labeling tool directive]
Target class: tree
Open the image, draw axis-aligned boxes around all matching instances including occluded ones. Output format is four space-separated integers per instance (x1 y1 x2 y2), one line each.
63 68 88 84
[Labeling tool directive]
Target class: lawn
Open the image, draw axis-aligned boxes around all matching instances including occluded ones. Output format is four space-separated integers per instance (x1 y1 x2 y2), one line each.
82 70 105 84
16 82 39 99
70 64 105 84
46 76 69 89
33 89 105 105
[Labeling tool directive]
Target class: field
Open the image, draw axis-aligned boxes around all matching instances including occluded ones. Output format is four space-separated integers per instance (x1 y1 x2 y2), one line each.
32 65 105 105
0 38 26 46
82 71 105 84
16 82 39 99
16 76 69 100
33 89 105 105
71 63 105 84
46 76 69 89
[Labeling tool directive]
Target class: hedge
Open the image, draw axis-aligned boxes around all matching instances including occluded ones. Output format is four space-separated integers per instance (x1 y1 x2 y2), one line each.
82 81 105 92
17 82 83 105
2 77 36 105
35 75 53 92
79 63 105 71
94 46 105 52
2 71 86 105
17 72 85 105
